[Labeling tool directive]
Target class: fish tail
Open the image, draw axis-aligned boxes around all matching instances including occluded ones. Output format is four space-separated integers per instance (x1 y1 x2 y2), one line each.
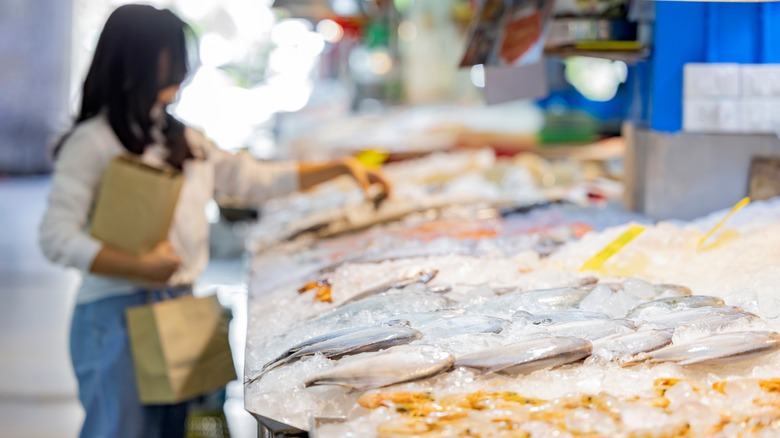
618 352 654 367
676 357 708 366
246 357 289 384
245 371 265 385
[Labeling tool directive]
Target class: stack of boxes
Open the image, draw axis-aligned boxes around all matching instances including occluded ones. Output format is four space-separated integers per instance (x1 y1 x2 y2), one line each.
683 63 780 134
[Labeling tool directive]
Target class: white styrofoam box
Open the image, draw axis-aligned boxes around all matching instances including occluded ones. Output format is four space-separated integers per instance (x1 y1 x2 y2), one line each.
767 99 780 133
627 127 780 221
771 99 780 129
684 63 741 98
741 64 780 97
739 99 777 133
684 99 741 133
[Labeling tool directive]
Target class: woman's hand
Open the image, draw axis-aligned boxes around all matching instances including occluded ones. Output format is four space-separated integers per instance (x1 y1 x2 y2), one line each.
340 157 393 201
137 241 182 283
297 158 393 202
90 241 181 283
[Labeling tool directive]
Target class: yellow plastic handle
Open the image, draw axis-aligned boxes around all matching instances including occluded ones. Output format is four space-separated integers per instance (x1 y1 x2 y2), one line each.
579 225 646 272
355 149 390 169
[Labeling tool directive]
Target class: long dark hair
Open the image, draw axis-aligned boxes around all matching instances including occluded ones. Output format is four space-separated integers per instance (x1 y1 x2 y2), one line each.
56 4 194 169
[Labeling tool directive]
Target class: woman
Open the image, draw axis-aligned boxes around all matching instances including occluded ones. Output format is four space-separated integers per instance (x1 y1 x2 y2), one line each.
39 4 390 438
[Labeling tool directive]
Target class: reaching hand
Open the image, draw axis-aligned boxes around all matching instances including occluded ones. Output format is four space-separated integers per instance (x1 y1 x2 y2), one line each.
341 157 393 201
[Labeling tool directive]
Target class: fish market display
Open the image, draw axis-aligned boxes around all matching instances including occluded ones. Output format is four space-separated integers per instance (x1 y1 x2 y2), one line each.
244 198 780 435
249 202 646 295
249 150 543 250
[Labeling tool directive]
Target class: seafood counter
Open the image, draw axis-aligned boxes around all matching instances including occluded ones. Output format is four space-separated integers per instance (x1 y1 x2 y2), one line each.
248 202 646 297
243 198 780 436
244 166 780 435
247 147 631 298
247 148 615 251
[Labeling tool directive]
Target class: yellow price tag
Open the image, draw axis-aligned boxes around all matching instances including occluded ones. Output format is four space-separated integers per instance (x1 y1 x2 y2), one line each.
697 197 751 249
579 225 646 272
355 149 390 169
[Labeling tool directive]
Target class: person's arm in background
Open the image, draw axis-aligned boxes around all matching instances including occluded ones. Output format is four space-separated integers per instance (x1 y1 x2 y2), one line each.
298 157 391 196
199 129 392 206
40 130 179 284
90 243 180 283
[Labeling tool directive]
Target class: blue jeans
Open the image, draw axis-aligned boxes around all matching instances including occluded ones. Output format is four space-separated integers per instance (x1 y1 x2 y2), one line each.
70 287 191 438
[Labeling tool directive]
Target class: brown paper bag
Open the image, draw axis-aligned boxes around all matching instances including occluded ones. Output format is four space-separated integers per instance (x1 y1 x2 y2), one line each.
126 294 237 404
91 156 184 255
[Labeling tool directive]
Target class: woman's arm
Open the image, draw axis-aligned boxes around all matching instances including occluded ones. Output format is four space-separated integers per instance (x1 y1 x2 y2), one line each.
199 127 392 205
298 157 392 197
90 242 181 283
40 130 109 272
40 129 179 284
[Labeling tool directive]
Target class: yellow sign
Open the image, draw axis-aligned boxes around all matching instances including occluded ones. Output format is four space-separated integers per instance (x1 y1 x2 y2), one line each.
579 225 646 272
697 197 751 249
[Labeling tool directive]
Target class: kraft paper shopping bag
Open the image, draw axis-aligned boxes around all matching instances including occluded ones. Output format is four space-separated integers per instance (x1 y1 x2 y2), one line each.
91 156 184 255
126 294 237 404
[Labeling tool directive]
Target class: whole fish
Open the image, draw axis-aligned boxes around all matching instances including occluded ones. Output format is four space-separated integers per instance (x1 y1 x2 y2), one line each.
673 312 760 336
635 305 747 329
519 285 599 310
269 291 449 368
340 269 438 305
644 331 780 365
455 336 592 375
304 291 452 332
526 309 611 326
290 325 422 360
417 315 509 339
654 284 693 297
591 329 674 361
603 282 692 298
385 309 465 327
627 295 726 318
544 319 635 341
304 345 455 390
257 320 410 376
248 325 422 384
468 285 597 318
